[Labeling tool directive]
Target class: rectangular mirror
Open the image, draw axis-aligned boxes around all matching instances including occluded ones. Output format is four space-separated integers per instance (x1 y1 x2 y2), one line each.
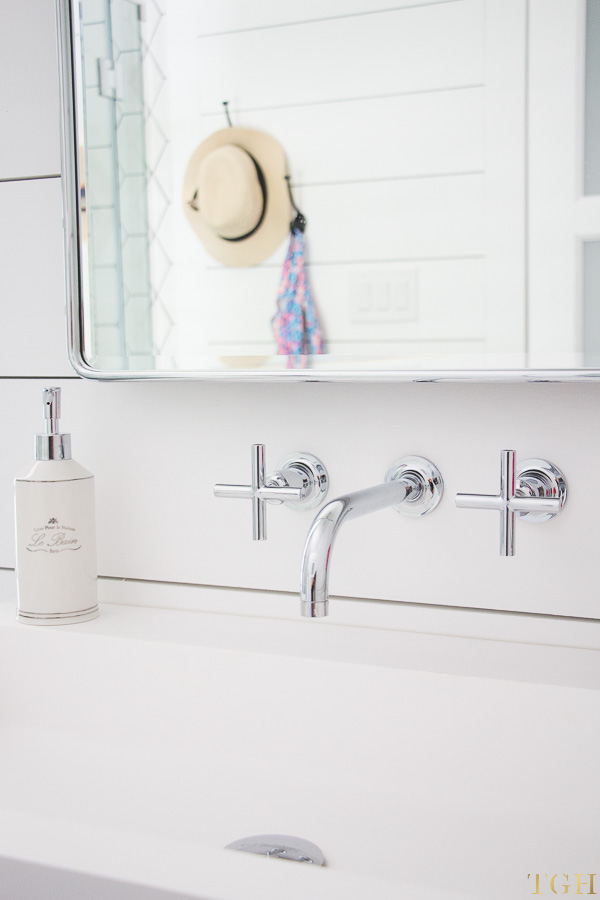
56 0 600 381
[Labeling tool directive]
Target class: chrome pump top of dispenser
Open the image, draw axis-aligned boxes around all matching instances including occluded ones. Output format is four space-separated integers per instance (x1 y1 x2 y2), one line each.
35 387 72 461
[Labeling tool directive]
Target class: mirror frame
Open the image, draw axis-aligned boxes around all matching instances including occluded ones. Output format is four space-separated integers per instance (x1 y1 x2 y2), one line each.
55 0 600 383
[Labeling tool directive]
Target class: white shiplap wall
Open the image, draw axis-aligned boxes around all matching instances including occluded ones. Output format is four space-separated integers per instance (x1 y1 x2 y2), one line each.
166 0 526 358
1 0 599 626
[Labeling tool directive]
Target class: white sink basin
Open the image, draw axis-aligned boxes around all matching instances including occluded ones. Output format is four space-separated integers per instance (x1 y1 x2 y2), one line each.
0 599 598 899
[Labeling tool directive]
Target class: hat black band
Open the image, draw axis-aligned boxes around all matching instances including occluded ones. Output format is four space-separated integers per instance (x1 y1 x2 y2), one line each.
219 147 268 243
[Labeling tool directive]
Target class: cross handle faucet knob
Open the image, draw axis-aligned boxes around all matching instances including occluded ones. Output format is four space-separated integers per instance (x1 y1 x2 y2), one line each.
214 445 329 541
455 450 567 556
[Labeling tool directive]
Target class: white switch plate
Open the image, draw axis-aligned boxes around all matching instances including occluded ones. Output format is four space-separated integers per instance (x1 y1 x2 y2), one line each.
349 269 419 324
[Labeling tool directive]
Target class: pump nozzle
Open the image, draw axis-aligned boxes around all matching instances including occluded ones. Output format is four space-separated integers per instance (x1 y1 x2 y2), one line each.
36 387 71 460
43 387 61 434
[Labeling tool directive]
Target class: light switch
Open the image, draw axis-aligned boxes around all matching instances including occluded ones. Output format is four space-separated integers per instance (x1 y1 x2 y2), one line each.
349 270 418 324
373 281 391 312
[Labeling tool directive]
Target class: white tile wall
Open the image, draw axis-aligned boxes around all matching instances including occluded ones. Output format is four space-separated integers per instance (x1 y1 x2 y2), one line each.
1 0 599 626
0 0 61 179
0 169 72 378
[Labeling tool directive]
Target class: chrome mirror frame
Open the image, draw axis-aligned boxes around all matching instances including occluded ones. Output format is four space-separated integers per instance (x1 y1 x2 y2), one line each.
55 0 600 383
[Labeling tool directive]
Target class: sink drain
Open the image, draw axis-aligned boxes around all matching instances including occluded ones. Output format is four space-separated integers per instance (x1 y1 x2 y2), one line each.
225 834 325 866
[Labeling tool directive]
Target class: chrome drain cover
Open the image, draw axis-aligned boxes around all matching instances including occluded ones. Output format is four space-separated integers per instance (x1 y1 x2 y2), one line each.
226 834 325 866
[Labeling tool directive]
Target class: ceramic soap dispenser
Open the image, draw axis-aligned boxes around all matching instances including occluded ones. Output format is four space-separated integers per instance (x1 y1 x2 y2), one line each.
14 387 98 624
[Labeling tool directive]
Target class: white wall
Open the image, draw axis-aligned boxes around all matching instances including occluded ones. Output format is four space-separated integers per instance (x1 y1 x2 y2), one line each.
1 0 600 627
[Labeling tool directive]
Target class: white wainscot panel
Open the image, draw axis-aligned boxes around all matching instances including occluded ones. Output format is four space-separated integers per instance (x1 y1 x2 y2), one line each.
190 0 457 36
0 179 72 377
201 260 486 350
194 1 484 112
187 174 484 274
175 174 484 355
200 87 485 185
281 176 483 262
0 0 61 179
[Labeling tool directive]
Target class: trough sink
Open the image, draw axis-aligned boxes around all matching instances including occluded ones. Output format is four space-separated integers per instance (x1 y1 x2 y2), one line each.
0 598 598 899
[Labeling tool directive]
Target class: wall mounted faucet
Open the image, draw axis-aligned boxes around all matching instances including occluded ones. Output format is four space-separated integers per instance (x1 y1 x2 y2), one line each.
215 444 328 541
299 456 444 618
455 450 567 556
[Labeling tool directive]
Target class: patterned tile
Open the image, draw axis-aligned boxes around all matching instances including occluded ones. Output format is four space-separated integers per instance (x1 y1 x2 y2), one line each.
148 234 171 292
145 113 168 173
147 167 170 232
140 0 163 52
140 0 176 358
142 49 165 114
152 296 174 353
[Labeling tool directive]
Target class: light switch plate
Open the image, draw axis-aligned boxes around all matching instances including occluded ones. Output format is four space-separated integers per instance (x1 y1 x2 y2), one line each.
349 269 418 324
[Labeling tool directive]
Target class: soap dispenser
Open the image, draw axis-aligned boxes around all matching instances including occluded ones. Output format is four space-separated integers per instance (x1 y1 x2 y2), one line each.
14 387 98 624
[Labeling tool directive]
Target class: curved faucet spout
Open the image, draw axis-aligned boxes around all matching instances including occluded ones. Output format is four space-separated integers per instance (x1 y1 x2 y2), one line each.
300 477 419 618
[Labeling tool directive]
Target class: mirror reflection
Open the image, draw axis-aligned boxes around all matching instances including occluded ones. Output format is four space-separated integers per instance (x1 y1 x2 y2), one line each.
73 0 600 374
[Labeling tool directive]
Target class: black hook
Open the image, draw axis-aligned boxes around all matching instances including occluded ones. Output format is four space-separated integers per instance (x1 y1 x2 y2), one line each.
285 175 306 233
223 101 233 127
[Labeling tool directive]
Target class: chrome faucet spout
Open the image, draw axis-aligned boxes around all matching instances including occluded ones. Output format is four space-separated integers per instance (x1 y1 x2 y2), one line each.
300 478 418 618
299 456 444 618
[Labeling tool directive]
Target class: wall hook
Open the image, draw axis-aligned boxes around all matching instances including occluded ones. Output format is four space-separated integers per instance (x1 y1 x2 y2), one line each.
223 100 233 127
285 175 306 233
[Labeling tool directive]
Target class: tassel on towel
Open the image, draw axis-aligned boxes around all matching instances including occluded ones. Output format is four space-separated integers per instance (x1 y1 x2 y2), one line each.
272 228 324 363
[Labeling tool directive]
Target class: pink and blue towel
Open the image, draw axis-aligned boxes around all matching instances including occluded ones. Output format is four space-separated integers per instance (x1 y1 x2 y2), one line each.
272 228 324 363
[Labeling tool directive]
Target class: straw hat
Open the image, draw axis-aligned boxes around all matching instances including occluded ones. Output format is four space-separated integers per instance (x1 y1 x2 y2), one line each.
182 127 291 267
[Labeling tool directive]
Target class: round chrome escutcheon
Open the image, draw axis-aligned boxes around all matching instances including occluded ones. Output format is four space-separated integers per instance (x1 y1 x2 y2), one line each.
275 452 329 510
385 455 444 517
516 458 568 523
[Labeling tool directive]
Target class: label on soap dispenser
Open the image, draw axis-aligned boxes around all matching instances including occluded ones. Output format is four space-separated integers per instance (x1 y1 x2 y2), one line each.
26 516 83 554
15 476 97 618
